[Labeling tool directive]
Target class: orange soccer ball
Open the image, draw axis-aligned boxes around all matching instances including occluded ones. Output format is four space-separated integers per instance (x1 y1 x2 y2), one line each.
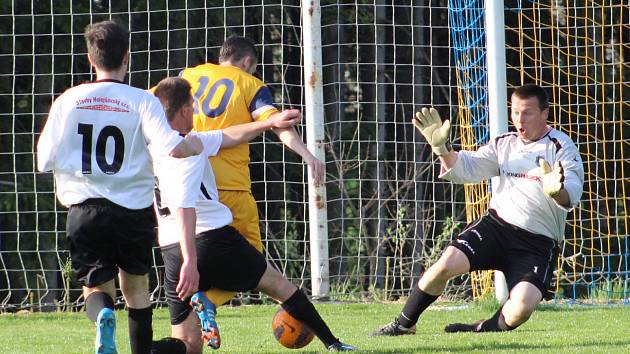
271 308 315 349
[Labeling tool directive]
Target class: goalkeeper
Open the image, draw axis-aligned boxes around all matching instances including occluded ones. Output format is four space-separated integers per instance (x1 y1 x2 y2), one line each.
371 84 584 336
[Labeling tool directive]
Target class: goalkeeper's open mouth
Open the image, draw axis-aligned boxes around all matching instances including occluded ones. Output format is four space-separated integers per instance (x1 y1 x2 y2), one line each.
516 127 531 141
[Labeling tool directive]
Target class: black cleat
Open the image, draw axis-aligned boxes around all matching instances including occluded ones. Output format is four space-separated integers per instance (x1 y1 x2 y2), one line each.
369 318 416 337
444 320 484 333
151 337 186 354
327 342 356 351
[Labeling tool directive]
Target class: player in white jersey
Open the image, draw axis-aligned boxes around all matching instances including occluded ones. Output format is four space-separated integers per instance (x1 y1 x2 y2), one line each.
371 84 584 336
36 21 202 354
149 77 355 354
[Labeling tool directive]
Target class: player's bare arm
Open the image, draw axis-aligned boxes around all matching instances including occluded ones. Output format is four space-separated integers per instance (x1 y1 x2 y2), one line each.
170 134 203 158
174 207 199 300
271 109 325 186
219 108 301 148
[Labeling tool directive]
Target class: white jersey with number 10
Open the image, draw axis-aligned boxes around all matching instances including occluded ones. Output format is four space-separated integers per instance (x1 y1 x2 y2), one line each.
37 79 183 209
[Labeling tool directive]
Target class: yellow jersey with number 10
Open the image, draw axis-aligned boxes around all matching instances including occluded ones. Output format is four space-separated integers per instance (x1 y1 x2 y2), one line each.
180 63 278 191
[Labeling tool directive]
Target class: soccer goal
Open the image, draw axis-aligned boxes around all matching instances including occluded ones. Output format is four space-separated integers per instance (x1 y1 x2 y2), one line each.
0 0 628 311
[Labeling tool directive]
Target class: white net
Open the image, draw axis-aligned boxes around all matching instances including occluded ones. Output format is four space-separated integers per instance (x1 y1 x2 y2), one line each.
1 0 627 311
1 0 464 310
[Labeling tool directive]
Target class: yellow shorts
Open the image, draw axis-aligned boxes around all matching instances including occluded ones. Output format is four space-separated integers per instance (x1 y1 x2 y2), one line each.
218 190 263 252
204 190 263 306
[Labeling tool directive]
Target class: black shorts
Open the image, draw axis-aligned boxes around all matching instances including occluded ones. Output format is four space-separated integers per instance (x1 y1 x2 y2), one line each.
449 209 559 296
161 225 267 325
66 198 156 288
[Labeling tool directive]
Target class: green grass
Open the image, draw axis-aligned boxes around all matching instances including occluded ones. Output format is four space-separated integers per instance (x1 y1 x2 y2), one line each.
1 303 629 353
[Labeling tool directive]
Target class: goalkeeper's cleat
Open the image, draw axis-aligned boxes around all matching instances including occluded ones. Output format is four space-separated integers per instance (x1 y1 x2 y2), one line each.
369 318 416 337
190 292 220 350
95 308 118 354
327 342 357 352
444 319 484 333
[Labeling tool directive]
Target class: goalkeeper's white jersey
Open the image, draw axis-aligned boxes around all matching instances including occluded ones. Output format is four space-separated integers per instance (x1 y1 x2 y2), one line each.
440 127 584 242
37 79 183 209
152 130 233 247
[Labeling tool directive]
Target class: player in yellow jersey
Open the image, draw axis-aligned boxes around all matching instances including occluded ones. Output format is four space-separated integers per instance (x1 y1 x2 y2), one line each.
179 36 325 307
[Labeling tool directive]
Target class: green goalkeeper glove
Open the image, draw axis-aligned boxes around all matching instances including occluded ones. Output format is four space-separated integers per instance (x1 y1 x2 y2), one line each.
539 159 564 198
412 107 451 156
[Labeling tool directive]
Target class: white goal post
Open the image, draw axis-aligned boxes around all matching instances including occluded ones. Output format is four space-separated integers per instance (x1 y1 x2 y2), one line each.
301 0 330 299
485 0 509 305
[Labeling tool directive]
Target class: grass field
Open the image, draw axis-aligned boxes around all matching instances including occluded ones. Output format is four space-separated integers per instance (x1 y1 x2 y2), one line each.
1 302 629 353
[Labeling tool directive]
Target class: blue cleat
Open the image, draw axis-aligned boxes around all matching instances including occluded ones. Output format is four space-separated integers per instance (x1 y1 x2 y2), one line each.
95 308 117 354
190 292 220 349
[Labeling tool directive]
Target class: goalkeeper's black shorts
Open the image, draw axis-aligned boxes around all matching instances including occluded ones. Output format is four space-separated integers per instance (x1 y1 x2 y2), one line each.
161 225 267 325
449 208 559 297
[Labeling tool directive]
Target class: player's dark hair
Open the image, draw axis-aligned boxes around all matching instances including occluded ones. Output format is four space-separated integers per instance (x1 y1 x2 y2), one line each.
84 20 129 71
512 84 549 110
153 77 192 122
219 36 258 63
